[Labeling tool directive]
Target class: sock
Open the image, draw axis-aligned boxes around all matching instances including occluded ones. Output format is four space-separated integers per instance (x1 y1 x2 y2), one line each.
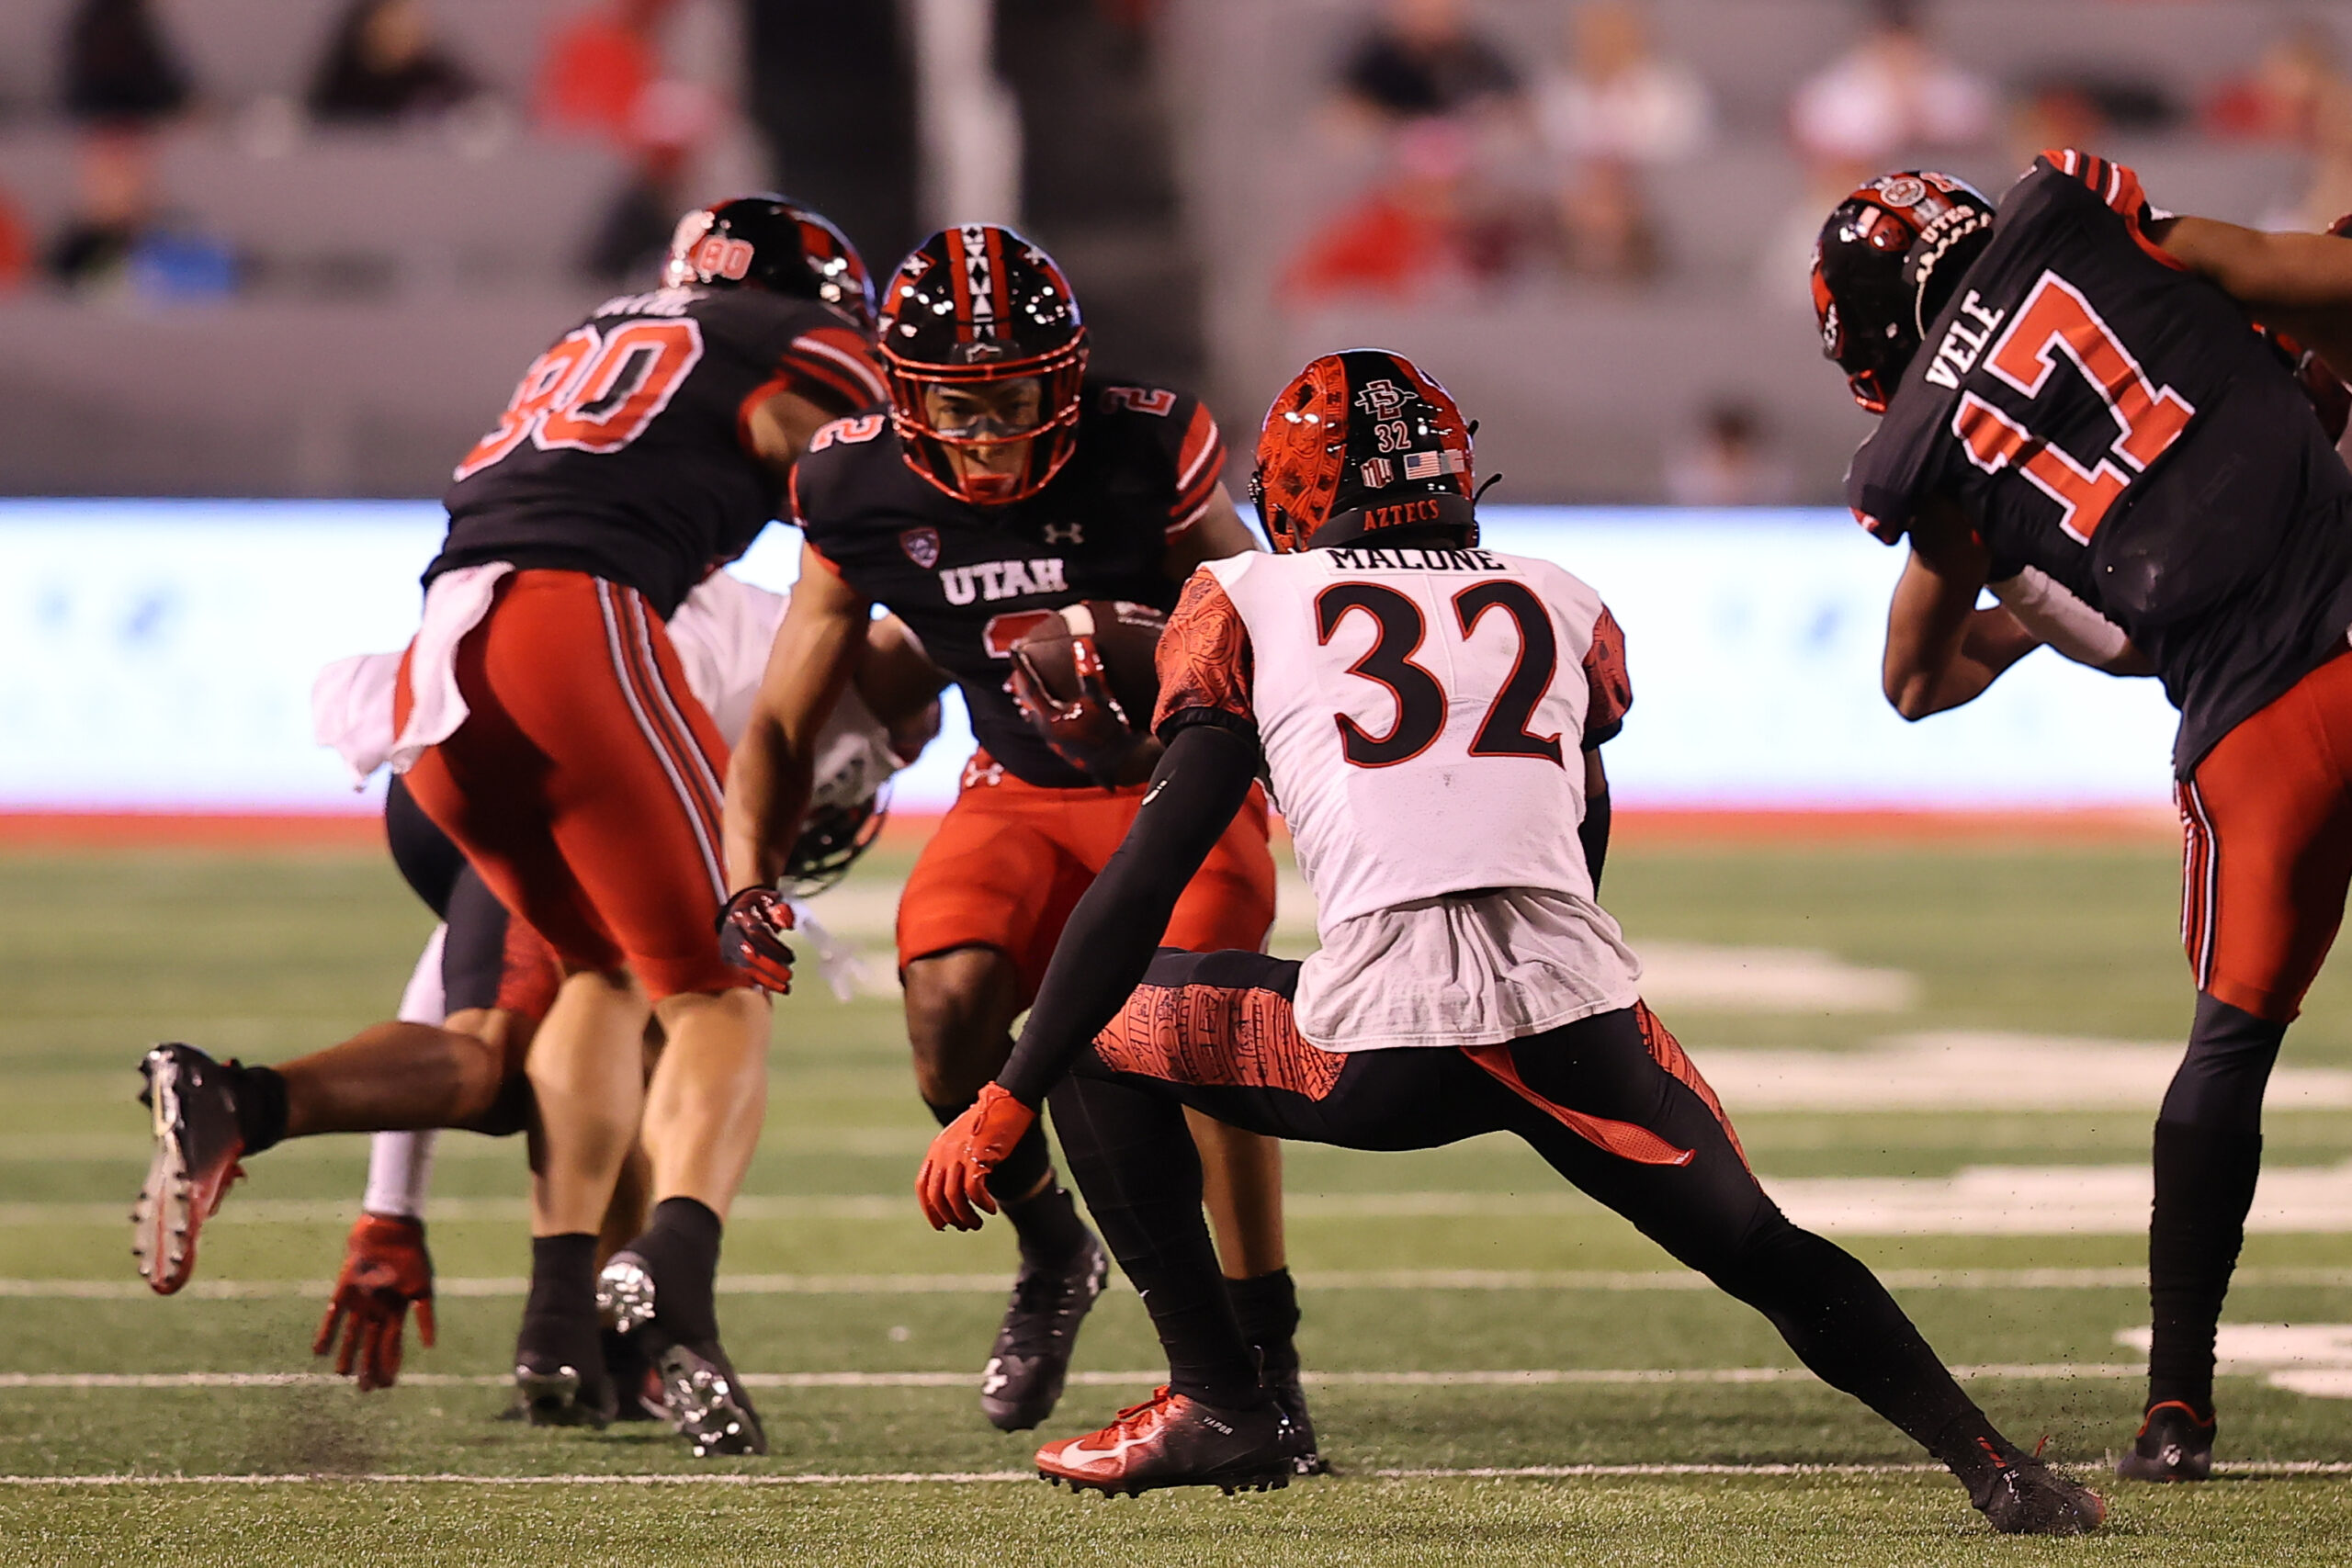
1721 1225 2009 1490
519 1233 603 1387
1003 1179 1091 1267
627 1196 724 1345
2147 1119 2264 1419
362 1130 438 1219
1046 1077 1267 1412
231 1063 288 1156
1226 1267 1302 1376
523 1233 598 1329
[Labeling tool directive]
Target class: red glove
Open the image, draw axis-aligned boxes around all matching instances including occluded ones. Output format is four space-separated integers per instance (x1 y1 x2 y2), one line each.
312 1213 435 1393
917 1083 1038 1232
717 887 797 992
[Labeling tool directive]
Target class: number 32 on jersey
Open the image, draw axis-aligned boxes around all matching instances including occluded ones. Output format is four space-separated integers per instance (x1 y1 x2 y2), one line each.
1316 579 1565 770
1950 271 2195 545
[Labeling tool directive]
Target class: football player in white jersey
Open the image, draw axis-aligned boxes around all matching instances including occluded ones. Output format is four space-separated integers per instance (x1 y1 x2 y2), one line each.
134 570 939 1402
916 350 2106 1534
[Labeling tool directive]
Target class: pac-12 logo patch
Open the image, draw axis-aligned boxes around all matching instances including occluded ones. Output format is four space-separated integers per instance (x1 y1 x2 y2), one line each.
900 526 942 569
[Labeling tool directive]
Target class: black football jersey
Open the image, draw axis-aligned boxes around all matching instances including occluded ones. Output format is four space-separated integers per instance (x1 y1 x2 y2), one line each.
429 285 886 617
792 377 1229 788
1848 151 2352 773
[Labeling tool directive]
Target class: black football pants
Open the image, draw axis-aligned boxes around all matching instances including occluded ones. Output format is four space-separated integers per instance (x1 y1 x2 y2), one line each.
1046 947 2009 1474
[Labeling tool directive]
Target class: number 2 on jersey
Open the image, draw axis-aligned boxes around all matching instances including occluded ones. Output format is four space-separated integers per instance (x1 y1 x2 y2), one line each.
1951 270 2195 544
455 319 706 480
1315 580 1565 770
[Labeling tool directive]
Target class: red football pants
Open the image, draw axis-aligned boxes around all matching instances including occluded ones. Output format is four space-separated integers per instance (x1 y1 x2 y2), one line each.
395 570 745 1000
2178 645 2352 1021
897 750 1277 1004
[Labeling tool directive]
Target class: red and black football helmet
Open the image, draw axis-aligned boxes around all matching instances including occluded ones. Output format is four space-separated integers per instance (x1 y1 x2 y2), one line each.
1251 349 1477 553
1812 172 1997 413
876 224 1089 507
663 196 876 332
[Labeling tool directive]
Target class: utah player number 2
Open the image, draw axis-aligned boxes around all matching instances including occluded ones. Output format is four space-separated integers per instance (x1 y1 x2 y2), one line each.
1951 271 2196 545
1315 580 1565 769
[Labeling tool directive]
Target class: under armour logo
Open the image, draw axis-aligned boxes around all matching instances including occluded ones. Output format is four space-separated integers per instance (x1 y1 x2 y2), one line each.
1042 522 1083 546
981 1357 1011 1394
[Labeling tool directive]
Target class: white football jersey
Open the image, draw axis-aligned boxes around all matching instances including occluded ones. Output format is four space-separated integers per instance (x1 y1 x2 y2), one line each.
1173 542 1643 1047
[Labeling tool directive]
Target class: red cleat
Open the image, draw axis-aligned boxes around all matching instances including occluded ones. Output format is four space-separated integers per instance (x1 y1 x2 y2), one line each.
1036 1386 1297 1498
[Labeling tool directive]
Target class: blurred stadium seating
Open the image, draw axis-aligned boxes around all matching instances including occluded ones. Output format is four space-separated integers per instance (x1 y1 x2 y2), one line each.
0 0 2344 499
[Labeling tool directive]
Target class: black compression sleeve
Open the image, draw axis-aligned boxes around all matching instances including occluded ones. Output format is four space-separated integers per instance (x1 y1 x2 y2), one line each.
1580 787 1611 893
998 726 1261 1106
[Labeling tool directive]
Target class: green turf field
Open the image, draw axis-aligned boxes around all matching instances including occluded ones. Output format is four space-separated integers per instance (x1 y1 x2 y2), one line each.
5 838 2351 1565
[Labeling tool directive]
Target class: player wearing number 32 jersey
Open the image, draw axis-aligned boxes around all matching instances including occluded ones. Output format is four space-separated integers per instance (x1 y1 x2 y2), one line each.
915 349 2104 1533
1818 151 2352 1485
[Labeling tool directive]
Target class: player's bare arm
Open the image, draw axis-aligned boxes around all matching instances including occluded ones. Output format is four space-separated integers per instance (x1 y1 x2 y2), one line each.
853 611 948 761
1880 495 2030 720
2148 215 2352 372
742 388 854 481
723 543 872 891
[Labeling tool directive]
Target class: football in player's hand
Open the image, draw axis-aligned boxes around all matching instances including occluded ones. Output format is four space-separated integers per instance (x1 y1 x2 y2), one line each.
1008 601 1167 785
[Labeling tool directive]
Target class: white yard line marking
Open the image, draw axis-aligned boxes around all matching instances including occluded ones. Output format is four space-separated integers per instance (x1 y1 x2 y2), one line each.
17 1170 2352 1235
0 1364 2144 1392
7 1266 2350 1300
4 1460 2348 1486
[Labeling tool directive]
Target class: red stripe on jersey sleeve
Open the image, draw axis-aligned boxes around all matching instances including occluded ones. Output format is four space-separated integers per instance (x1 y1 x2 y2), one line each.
1168 404 1227 532
1152 570 1255 738
2041 148 2186 272
1582 605 1632 748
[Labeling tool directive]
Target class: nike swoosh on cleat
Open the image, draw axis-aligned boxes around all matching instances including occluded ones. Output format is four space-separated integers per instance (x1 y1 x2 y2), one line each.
1060 1431 1154 1466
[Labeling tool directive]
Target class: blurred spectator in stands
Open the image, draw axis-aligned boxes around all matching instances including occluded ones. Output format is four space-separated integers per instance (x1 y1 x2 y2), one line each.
307 0 481 125
0 186 31 294
1285 118 1532 305
2206 22 2338 145
46 130 237 300
1535 2 1706 283
1663 398 1797 506
46 130 151 289
1333 0 1521 131
539 0 676 144
1536 2 1709 165
1790 0 1992 165
62 0 192 129
581 78 718 283
2007 75 2178 169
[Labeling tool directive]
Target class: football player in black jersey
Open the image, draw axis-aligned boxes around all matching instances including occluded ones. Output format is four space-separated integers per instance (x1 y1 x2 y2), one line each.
1815 151 2352 1483
363 197 886 1452
723 225 1317 1457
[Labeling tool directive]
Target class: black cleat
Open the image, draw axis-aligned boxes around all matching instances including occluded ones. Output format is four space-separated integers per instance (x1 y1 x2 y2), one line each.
1264 1364 1329 1475
514 1287 615 1428
602 1326 664 1423
653 1339 766 1458
131 1044 247 1295
980 1234 1109 1431
2116 1400 2216 1483
596 1249 767 1457
1973 1446 2107 1535
1036 1386 1295 1497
